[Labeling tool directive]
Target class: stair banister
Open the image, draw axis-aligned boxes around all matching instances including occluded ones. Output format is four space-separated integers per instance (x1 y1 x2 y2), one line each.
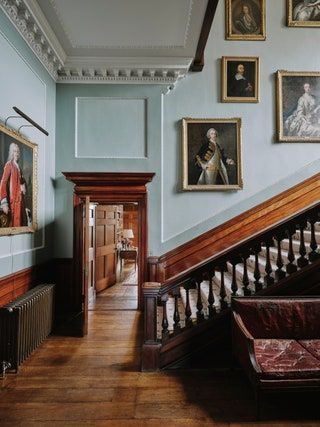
142 200 320 371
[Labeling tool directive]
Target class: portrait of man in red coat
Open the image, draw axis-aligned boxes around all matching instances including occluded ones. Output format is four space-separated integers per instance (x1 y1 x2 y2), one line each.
0 142 27 227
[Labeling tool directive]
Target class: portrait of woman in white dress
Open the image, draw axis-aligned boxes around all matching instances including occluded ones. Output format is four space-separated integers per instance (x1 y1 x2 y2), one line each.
277 71 320 141
288 0 320 26
284 83 320 137
292 0 320 21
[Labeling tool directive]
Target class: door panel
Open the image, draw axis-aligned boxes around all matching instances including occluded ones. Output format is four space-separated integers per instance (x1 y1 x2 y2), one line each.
82 196 90 336
95 205 120 293
88 204 96 305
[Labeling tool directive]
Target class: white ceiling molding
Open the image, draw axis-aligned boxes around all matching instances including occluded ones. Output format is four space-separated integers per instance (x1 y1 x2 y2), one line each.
1 0 207 85
57 56 193 85
0 0 64 79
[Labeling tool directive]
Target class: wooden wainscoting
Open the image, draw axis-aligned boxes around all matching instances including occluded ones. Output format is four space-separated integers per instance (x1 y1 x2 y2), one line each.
148 173 320 284
0 261 53 307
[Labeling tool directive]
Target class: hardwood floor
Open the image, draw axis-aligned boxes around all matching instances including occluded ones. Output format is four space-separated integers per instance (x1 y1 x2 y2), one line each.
0 279 319 425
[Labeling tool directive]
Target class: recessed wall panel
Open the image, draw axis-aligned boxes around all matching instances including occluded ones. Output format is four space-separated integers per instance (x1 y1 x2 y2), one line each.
75 97 147 158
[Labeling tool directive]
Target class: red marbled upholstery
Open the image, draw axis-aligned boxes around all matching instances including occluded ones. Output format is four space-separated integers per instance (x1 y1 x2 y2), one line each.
231 297 320 417
299 340 320 361
254 339 320 379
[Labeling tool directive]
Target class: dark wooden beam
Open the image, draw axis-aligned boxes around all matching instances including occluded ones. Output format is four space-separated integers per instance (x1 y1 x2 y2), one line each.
190 0 220 72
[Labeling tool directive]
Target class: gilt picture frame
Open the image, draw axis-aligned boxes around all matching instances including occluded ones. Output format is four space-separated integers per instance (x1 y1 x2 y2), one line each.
182 118 243 191
221 56 260 103
0 123 38 235
226 0 266 40
287 0 320 27
276 70 320 142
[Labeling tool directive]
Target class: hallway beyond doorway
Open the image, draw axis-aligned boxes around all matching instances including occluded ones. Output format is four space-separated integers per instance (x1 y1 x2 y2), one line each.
89 263 138 311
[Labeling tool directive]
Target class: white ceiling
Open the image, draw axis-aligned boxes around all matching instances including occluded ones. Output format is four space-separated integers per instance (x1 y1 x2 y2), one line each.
0 0 209 84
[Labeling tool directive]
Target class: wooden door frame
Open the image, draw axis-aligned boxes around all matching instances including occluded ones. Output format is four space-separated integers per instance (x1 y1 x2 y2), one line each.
63 172 155 313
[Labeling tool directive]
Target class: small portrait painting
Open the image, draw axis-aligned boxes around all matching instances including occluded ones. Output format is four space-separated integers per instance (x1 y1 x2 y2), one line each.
287 0 320 26
0 124 38 235
226 0 266 40
182 118 243 191
222 56 259 103
276 71 320 142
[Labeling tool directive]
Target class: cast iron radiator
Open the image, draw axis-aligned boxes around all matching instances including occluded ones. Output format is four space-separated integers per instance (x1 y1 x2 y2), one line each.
0 284 55 374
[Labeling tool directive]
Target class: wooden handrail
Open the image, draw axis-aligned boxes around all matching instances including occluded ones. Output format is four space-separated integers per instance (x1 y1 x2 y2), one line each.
148 173 320 284
157 201 320 291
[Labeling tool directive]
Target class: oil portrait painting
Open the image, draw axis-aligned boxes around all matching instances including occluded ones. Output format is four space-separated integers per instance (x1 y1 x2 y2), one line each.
222 56 259 103
226 0 266 40
0 124 38 235
288 0 320 26
182 118 243 191
276 71 320 142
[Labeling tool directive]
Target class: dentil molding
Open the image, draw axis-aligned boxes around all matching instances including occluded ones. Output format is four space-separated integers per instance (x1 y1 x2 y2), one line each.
0 0 64 79
0 0 192 85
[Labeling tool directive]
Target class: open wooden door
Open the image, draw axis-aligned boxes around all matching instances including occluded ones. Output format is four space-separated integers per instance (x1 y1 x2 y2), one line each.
71 195 91 336
88 204 96 305
82 196 90 336
95 205 121 293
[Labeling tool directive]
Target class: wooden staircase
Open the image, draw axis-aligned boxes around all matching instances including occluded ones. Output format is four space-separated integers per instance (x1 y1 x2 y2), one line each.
156 224 320 338
141 174 320 371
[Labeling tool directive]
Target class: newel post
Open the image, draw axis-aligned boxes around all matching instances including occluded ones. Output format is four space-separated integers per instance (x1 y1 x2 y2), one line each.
141 282 161 371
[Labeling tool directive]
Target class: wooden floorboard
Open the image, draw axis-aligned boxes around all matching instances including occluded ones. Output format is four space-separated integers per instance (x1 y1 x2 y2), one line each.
0 279 319 425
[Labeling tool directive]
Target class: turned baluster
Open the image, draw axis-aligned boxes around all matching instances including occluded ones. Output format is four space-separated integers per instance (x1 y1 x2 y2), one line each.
230 256 241 296
219 263 228 310
241 253 251 296
286 226 298 274
308 219 319 261
297 221 308 268
275 233 286 281
161 293 169 339
263 238 274 287
195 275 204 321
183 282 193 327
172 288 181 332
204 265 216 318
253 244 262 292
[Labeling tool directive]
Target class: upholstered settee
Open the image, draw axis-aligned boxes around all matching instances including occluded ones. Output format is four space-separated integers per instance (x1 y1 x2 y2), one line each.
231 296 320 418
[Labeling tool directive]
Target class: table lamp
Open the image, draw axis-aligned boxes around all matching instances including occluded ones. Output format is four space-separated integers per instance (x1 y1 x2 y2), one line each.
122 229 134 248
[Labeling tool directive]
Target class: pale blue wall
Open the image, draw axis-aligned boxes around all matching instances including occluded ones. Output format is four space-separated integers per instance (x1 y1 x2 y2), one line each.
0 10 56 277
55 0 320 257
55 84 165 257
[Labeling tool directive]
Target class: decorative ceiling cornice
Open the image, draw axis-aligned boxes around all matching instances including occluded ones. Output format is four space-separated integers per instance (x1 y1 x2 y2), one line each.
0 0 194 85
0 0 64 79
57 57 192 85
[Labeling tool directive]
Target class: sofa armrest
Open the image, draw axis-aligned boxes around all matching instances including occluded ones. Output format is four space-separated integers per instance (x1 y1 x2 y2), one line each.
232 312 262 376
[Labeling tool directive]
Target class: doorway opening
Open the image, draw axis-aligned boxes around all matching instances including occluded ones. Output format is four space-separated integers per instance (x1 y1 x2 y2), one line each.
88 202 139 312
63 172 154 337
